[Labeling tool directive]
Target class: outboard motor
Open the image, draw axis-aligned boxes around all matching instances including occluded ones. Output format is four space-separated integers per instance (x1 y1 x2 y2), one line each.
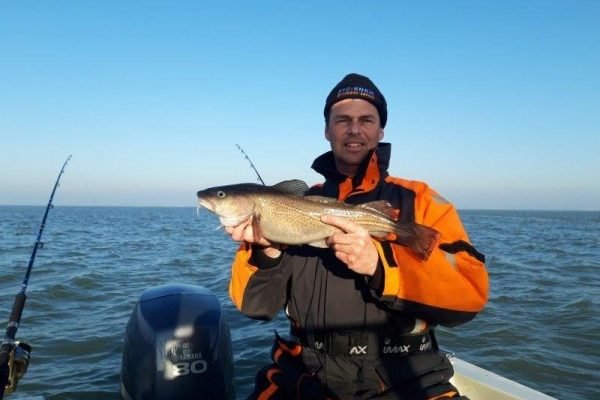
120 284 235 400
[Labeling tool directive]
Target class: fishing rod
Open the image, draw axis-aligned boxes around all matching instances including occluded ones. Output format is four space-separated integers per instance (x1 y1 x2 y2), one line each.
235 144 265 185
0 155 72 399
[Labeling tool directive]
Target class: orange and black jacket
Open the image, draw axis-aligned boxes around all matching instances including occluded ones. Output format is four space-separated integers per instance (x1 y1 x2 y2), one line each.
229 143 488 333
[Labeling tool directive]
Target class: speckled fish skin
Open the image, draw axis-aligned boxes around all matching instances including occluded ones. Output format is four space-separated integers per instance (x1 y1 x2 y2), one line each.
196 180 440 260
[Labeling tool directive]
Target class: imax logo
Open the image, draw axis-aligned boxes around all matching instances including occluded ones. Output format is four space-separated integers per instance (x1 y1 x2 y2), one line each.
382 344 411 354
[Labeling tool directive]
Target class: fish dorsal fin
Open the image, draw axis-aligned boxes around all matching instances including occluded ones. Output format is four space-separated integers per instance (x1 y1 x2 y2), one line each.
272 179 309 196
304 195 341 204
358 200 396 219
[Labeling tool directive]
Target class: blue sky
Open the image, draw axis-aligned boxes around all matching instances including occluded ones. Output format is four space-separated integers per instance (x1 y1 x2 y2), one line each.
1 1 598 210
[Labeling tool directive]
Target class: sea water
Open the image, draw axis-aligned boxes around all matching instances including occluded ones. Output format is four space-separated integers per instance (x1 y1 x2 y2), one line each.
0 207 598 399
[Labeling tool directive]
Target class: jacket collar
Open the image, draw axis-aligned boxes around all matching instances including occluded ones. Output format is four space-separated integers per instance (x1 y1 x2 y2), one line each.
311 142 391 194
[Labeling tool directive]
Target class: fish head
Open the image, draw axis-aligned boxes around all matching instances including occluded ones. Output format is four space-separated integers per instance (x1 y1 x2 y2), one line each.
196 184 257 227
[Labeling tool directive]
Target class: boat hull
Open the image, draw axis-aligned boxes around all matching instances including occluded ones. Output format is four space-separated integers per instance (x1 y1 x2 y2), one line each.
449 355 556 399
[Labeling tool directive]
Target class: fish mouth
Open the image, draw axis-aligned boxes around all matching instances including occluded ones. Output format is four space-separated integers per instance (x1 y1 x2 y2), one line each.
197 197 215 212
197 196 253 227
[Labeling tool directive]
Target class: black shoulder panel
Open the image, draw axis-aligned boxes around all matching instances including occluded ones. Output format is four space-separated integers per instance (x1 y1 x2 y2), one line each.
380 296 479 327
439 240 486 263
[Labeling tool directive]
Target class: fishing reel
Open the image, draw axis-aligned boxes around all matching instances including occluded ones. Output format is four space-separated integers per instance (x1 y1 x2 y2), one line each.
3 341 32 396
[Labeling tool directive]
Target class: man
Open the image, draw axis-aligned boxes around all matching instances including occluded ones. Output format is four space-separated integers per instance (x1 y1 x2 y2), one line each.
225 73 489 399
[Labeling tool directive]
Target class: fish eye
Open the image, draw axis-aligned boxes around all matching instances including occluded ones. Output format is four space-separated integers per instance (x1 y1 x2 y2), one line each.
217 191 226 199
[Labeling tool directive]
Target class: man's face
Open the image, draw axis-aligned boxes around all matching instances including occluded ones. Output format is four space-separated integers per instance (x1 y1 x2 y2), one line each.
325 98 384 177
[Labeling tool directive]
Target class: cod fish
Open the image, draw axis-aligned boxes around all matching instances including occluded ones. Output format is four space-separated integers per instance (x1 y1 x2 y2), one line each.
196 180 440 261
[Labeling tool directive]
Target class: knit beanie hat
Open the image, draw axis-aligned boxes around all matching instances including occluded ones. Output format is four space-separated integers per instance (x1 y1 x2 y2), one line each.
323 73 388 128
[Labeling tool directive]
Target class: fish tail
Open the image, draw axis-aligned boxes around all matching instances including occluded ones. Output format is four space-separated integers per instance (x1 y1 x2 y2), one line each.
394 223 441 261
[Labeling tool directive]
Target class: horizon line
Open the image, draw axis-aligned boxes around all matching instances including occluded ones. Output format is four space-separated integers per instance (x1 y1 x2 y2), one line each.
1 204 598 212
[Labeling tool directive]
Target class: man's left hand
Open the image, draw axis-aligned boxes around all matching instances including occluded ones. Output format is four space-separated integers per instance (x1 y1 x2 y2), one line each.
321 215 379 276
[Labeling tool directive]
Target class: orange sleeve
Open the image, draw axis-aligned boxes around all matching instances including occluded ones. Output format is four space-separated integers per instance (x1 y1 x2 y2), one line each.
228 243 289 320
228 243 257 311
374 178 489 326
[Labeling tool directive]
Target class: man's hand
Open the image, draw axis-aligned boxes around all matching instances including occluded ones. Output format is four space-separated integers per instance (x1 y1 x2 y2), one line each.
224 216 282 258
321 215 379 276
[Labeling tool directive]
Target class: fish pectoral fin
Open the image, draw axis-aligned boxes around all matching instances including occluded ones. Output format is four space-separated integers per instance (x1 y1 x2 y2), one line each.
307 240 329 248
272 179 310 196
358 200 395 219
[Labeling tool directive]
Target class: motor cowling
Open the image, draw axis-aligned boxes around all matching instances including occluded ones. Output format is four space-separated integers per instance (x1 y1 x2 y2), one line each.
120 284 235 400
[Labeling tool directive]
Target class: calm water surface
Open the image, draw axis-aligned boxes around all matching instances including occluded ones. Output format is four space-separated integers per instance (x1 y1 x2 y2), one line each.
0 207 598 399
